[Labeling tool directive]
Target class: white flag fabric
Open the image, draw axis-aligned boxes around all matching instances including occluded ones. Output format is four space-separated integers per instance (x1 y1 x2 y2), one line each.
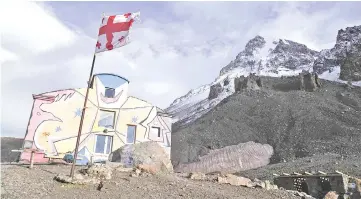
95 12 140 53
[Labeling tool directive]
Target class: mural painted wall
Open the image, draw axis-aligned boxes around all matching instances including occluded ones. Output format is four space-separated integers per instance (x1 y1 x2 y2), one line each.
20 74 172 164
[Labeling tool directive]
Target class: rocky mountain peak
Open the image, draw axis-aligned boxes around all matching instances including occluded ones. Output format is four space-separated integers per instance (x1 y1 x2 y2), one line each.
266 39 319 71
313 25 361 81
336 25 361 44
243 35 266 55
272 39 318 56
220 36 319 76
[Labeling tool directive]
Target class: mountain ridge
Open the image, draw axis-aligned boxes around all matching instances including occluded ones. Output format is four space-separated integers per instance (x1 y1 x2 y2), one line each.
166 25 361 124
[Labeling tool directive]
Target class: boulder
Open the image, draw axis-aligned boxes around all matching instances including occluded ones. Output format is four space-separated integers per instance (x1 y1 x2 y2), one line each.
137 164 158 174
323 191 338 199
253 178 266 189
54 174 73 183
80 164 112 180
109 141 173 174
189 172 207 181
287 190 314 198
264 180 279 190
175 141 273 174
217 174 253 187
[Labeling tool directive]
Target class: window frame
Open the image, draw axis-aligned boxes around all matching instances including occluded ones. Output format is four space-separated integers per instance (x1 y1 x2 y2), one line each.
94 134 113 155
104 87 116 98
151 126 161 138
98 109 116 129
126 124 137 144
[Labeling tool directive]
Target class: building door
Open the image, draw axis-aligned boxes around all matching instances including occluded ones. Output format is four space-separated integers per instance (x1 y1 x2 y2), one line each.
95 135 113 154
126 125 136 144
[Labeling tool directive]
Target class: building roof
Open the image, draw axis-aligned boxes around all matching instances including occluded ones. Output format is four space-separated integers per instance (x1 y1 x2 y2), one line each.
90 73 130 88
156 107 172 117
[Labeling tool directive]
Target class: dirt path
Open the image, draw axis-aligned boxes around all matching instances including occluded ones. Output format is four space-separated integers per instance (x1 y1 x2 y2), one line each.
1 164 301 199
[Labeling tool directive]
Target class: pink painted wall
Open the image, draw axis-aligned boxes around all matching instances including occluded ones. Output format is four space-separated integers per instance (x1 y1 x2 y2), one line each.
20 89 75 163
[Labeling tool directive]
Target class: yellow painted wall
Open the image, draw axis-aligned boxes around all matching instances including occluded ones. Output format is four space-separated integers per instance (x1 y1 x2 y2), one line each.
35 95 159 158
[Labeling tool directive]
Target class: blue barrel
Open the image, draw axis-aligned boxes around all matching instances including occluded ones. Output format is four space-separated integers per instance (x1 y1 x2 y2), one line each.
63 153 74 163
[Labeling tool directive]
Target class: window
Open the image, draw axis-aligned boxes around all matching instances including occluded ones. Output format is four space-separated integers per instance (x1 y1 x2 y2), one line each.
151 127 161 137
98 110 116 129
104 87 115 98
95 135 113 154
126 125 136 144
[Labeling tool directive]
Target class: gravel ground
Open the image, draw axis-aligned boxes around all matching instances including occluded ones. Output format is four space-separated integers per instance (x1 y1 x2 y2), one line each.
1 164 302 199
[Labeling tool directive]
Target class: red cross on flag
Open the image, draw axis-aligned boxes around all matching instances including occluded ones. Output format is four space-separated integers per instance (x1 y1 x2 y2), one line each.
95 12 140 53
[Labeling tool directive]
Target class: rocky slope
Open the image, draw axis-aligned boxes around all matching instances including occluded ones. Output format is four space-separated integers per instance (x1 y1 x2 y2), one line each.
1 137 23 163
166 25 361 126
171 77 361 167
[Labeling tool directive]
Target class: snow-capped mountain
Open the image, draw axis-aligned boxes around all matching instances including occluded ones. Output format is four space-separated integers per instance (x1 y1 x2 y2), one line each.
314 25 361 82
220 36 319 76
166 25 361 125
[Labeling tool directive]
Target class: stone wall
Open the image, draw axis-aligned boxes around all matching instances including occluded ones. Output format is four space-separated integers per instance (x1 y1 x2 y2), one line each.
234 73 262 92
271 71 321 92
274 174 359 199
299 71 321 92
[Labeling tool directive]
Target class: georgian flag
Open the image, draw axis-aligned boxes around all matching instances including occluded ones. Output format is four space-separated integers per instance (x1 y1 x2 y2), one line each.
95 12 140 53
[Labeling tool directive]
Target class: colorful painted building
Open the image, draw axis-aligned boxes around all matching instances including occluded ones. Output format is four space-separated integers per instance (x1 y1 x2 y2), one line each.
20 73 172 165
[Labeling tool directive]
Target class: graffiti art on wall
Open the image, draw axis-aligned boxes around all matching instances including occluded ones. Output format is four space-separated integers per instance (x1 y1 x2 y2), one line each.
20 74 172 164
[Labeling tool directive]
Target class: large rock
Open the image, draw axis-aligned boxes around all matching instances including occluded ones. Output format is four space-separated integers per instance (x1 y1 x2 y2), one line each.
109 141 173 174
174 141 273 174
218 174 253 187
189 172 207 181
80 164 112 180
323 191 338 199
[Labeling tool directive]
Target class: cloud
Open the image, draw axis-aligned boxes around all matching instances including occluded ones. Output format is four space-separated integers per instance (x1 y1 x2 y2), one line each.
1 1 76 55
0 48 18 64
1 1 361 137
144 82 172 96
256 2 361 50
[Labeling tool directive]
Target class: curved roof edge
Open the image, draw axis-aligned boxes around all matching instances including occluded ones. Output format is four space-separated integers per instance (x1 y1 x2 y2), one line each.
93 73 130 83
90 73 130 88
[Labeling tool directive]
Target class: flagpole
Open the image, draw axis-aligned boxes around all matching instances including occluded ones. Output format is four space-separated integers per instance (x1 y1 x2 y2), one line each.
70 53 97 178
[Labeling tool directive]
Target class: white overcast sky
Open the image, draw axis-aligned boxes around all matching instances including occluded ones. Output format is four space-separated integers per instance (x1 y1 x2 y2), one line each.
1 1 361 138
